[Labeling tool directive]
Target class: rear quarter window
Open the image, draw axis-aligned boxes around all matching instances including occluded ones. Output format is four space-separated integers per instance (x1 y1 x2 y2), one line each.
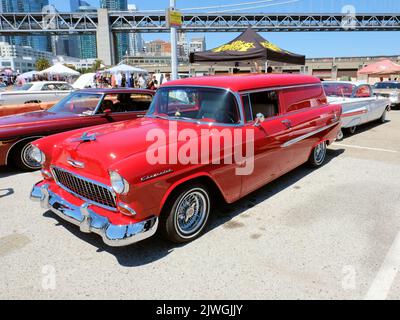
281 85 327 113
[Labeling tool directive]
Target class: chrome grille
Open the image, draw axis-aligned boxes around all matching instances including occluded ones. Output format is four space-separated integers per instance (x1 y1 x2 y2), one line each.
52 166 117 210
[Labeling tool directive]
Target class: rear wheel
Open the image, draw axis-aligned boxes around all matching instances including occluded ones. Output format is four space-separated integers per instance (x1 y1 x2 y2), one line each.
308 141 327 167
379 108 388 123
336 129 344 141
348 126 357 135
11 141 41 171
161 183 211 243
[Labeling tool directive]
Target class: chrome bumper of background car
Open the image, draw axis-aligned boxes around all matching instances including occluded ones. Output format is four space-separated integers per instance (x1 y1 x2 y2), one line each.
30 182 158 247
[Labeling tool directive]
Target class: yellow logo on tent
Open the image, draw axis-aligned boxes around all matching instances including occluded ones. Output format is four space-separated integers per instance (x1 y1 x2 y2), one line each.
212 41 255 52
261 41 284 53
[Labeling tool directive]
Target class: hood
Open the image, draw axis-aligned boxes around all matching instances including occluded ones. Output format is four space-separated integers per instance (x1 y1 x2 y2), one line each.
50 117 209 179
0 111 80 138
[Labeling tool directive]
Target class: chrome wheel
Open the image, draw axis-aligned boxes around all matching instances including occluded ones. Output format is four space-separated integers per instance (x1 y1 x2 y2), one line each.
174 188 210 239
348 126 357 134
21 143 41 170
313 142 327 166
336 130 344 141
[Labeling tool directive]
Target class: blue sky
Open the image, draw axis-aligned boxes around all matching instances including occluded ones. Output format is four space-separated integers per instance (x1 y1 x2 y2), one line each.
50 0 400 58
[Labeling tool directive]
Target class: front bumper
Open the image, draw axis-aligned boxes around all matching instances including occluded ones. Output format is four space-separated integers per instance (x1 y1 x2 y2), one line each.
30 182 158 247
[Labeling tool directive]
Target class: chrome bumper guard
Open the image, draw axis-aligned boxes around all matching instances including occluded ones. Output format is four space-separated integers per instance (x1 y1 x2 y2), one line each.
30 182 158 247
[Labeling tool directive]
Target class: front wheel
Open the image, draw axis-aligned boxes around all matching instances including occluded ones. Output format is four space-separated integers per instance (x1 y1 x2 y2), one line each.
161 183 211 243
12 142 41 171
308 141 327 167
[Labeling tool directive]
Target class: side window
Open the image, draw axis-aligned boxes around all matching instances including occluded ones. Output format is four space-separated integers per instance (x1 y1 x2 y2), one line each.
242 94 253 122
282 85 327 113
355 85 372 98
130 93 153 111
42 84 52 91
249 90 280 119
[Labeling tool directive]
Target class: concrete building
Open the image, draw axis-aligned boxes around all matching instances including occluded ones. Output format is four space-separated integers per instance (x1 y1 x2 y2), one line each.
100 0 129 63
0 41 55 72
145 39 171 57
0 0 51 53
177 32 189 58
189 36 206 53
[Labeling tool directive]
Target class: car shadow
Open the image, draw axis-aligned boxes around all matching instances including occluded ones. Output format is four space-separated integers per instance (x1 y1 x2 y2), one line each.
0 166 25 178
42 148 345 268
0 188 14 198
341 119 391 140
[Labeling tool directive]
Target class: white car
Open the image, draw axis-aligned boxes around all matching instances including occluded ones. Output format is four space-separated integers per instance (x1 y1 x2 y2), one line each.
323 81 391 140
0 81 74 106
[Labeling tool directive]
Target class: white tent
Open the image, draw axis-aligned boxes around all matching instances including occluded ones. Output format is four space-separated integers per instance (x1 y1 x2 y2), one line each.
19 70 39 79
39 63 80 76
102 64 147 74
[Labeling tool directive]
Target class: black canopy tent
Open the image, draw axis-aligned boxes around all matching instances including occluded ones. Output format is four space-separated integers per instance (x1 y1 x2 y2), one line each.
189 28 305 66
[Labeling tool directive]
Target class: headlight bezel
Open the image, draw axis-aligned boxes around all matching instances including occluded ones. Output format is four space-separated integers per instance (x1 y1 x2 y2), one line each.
109 170 130 195
30 145 46 165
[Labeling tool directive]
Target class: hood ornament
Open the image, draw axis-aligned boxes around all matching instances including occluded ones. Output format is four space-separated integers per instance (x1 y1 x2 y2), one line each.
78 132 97 142
67 158 85 169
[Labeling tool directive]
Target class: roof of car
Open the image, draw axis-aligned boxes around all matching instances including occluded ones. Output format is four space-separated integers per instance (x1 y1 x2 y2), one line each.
323 80 368 86
162 74 322 92
76 88 155 94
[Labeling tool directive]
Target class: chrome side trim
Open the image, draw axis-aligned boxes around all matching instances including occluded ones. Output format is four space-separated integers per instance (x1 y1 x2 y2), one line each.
30 182 158 247
281 121 340 148
51 165 118 212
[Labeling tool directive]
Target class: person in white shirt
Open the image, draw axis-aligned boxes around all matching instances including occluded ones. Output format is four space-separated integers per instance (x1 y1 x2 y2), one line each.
138 74 146 89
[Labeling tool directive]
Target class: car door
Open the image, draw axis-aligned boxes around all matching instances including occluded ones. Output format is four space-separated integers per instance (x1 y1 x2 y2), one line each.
240 90 294 196
279 84 331 167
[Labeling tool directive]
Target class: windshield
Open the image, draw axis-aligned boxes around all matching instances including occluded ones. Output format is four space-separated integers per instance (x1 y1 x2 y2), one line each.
374 82 400 89
49 92 103 115
146 87 240 124
323 83 355 97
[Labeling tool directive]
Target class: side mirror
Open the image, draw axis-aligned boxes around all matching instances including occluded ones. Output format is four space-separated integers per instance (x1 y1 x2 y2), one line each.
254 113 265 127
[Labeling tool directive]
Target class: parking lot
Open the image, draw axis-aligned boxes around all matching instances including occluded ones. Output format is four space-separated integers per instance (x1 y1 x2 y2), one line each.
1 110 400 300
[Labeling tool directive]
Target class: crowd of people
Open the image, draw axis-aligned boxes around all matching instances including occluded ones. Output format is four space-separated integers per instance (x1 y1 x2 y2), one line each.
94 72 171 90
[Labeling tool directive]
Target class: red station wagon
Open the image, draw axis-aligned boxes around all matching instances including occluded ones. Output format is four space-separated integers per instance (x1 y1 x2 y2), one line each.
30 74 342 246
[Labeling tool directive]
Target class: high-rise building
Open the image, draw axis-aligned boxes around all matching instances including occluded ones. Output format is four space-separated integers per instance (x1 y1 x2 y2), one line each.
127 4 144 56
100 0 129 62
77 5 97 59
0 0 51 52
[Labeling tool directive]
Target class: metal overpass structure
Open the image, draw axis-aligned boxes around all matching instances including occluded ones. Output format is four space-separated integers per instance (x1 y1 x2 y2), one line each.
0 9 399 64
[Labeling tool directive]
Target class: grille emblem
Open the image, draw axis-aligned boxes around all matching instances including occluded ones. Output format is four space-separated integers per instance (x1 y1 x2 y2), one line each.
67 158 85 169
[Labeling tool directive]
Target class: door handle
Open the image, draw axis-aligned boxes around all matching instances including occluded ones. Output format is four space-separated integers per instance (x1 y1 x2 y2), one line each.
281 119 292 128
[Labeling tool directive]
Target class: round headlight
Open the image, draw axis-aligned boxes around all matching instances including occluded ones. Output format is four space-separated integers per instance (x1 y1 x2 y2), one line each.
30 145 45 165
109 171 129 195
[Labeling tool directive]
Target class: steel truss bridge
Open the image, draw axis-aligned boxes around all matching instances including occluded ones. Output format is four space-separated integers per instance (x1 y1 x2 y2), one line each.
0 11 399 34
